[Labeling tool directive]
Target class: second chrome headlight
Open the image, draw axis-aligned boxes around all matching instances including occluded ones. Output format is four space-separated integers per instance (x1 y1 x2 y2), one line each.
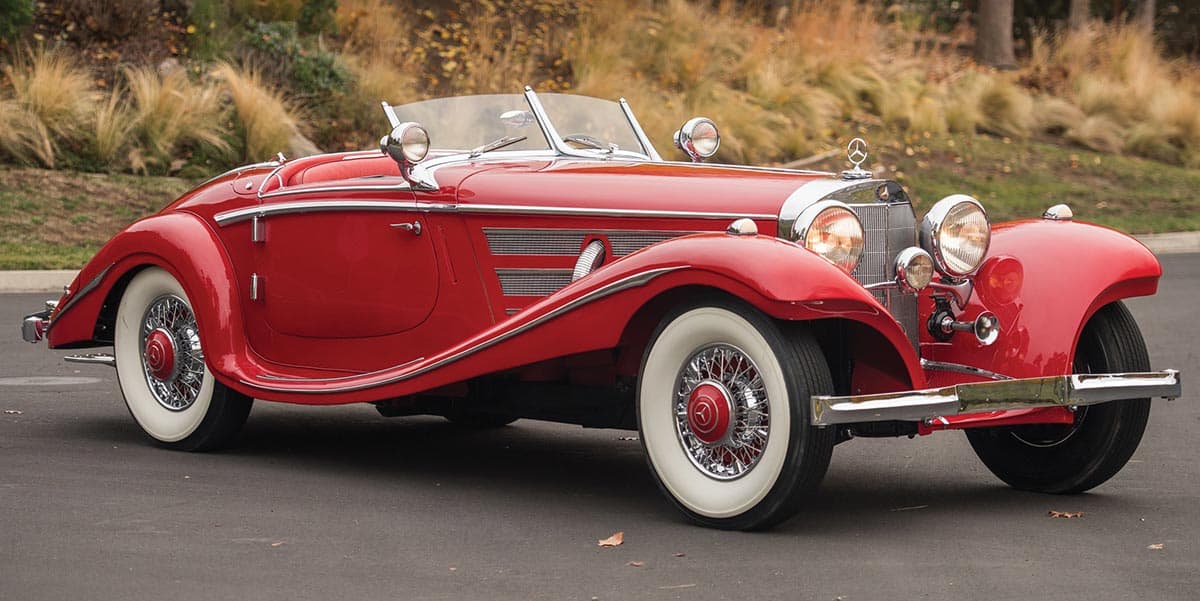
920 194 990 278
793 201 864 274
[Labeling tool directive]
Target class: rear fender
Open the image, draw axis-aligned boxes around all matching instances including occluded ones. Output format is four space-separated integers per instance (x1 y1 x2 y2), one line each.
926 219 1162 382
47 212 253 380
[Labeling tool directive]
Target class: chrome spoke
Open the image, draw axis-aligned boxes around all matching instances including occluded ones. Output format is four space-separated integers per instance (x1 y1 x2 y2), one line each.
673 343 770 480
138 294 205 412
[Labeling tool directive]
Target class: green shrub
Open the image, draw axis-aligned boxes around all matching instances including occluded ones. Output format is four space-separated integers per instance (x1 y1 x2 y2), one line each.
241 20 353 99
0 0 34 42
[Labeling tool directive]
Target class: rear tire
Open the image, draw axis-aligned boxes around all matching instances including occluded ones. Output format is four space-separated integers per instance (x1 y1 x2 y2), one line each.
637 298 835 530
966 302 1151 493
114 267 252 451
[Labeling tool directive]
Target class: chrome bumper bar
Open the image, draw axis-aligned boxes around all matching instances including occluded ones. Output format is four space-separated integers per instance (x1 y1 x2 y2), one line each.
21 300 57 343
811 370 1181 426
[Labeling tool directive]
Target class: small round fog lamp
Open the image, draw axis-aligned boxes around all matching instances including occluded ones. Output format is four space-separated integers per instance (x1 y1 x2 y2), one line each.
894 247 934 292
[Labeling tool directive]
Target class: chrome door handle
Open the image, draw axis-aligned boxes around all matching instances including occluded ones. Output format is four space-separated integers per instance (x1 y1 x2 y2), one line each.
390 221 422 235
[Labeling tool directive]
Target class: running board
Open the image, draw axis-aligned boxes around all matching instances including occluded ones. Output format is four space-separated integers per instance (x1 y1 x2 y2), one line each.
64 353 116 368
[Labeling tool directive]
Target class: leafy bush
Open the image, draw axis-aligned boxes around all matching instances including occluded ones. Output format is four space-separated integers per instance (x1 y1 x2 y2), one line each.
241 20 353 99
299 0 338 36
0 0 33 42
59 0 159 42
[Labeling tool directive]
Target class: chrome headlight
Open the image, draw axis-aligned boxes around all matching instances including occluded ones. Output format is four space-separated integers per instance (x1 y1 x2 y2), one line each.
792 200 864 274
920 194 990 278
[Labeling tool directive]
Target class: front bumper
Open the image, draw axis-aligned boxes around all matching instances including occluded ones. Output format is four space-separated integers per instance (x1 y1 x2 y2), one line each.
812 370 1181 426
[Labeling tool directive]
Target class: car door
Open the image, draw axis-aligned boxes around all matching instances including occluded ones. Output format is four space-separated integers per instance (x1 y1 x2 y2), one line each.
252 185 439 342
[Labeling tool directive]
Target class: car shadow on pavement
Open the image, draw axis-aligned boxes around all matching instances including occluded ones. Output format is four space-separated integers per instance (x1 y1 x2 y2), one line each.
56 403 1146 531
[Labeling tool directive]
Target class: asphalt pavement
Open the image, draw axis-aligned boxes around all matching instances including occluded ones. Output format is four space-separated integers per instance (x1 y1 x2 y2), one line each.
2 254 1197 600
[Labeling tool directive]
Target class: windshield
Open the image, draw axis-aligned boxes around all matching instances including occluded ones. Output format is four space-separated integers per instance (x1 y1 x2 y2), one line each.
387 93 651 157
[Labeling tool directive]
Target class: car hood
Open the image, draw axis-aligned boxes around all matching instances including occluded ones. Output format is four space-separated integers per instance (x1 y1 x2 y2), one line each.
448 159 831 224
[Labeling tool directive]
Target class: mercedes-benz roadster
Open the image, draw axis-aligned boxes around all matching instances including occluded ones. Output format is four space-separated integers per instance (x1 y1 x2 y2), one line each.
22 88 1181 529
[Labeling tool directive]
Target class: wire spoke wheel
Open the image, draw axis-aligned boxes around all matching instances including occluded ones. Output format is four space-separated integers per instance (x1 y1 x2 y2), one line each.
139 295 206 412
638 297 835 530
115 267 252 451
674 344 769 480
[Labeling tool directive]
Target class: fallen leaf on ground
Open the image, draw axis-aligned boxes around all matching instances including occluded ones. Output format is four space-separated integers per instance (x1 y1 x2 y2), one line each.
598 531 623 547
627 561 644 568
1147 543 1164 550
1048 511 1083 519
270 541 284 547
4 410 22 415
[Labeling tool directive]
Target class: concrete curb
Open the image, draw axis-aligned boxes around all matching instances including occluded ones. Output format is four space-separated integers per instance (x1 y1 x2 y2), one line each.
1 232 1197 294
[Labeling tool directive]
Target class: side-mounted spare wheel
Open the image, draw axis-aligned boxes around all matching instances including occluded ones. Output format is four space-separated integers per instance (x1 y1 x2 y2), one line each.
967 301 1152 493
114 267 252 451
638 297 836 530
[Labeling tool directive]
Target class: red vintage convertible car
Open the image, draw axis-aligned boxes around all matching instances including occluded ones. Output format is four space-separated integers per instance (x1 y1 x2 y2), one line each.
22 88 1181 529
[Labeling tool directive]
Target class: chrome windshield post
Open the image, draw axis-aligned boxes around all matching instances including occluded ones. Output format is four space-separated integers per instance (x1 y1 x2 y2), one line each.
619 98 662 161
524 87 578 158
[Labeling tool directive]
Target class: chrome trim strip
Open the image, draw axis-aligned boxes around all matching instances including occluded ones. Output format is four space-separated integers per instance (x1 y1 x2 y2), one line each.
217 199 776 226
811 369 1181 426
45 263 113 335
194 160 281 190
920 358 1013 381
215 199 417 225
459 204 776 220
64 353 116 367
243 265 686 393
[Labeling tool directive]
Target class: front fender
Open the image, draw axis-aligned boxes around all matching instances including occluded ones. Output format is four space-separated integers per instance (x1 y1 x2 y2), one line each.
47 212 251 382
610 234 923 389
926 219 1162 380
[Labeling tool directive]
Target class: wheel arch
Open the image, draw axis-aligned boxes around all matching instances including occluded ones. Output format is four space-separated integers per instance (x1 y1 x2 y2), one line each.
614 284 918 395
47 212 250 386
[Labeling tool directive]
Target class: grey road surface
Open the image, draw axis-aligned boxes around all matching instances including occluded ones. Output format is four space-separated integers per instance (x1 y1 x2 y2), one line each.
2 254 1197 601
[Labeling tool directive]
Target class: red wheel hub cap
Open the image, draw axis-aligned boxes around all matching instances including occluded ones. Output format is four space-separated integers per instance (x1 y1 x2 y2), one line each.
687 382 733 445
144 328 177 382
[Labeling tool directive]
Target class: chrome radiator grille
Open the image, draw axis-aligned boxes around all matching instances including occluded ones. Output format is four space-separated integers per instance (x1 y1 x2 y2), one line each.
850 201 920 349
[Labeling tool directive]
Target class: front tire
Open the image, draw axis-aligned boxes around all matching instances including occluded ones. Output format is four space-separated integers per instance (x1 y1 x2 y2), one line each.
114 267 252 451
966 302 1151 493
637 298 835 530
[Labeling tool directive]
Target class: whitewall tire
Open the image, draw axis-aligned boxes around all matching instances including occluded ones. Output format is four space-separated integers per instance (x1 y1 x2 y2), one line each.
114 267 252 451
638 297 835 530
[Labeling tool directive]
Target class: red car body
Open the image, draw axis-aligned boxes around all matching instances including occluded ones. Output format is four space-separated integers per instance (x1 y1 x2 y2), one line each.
24 90 1180 529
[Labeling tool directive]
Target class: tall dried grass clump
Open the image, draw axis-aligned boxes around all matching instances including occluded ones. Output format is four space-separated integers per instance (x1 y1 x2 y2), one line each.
88 88 139 169
211 62 312 162
123 66 230 169
1023 24 1200 165
0 45 95 167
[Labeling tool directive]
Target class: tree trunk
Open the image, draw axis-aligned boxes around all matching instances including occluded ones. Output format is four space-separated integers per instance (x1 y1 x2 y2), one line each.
976 0 1016 68
1135 0 1155 34
1068 0 1089 31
